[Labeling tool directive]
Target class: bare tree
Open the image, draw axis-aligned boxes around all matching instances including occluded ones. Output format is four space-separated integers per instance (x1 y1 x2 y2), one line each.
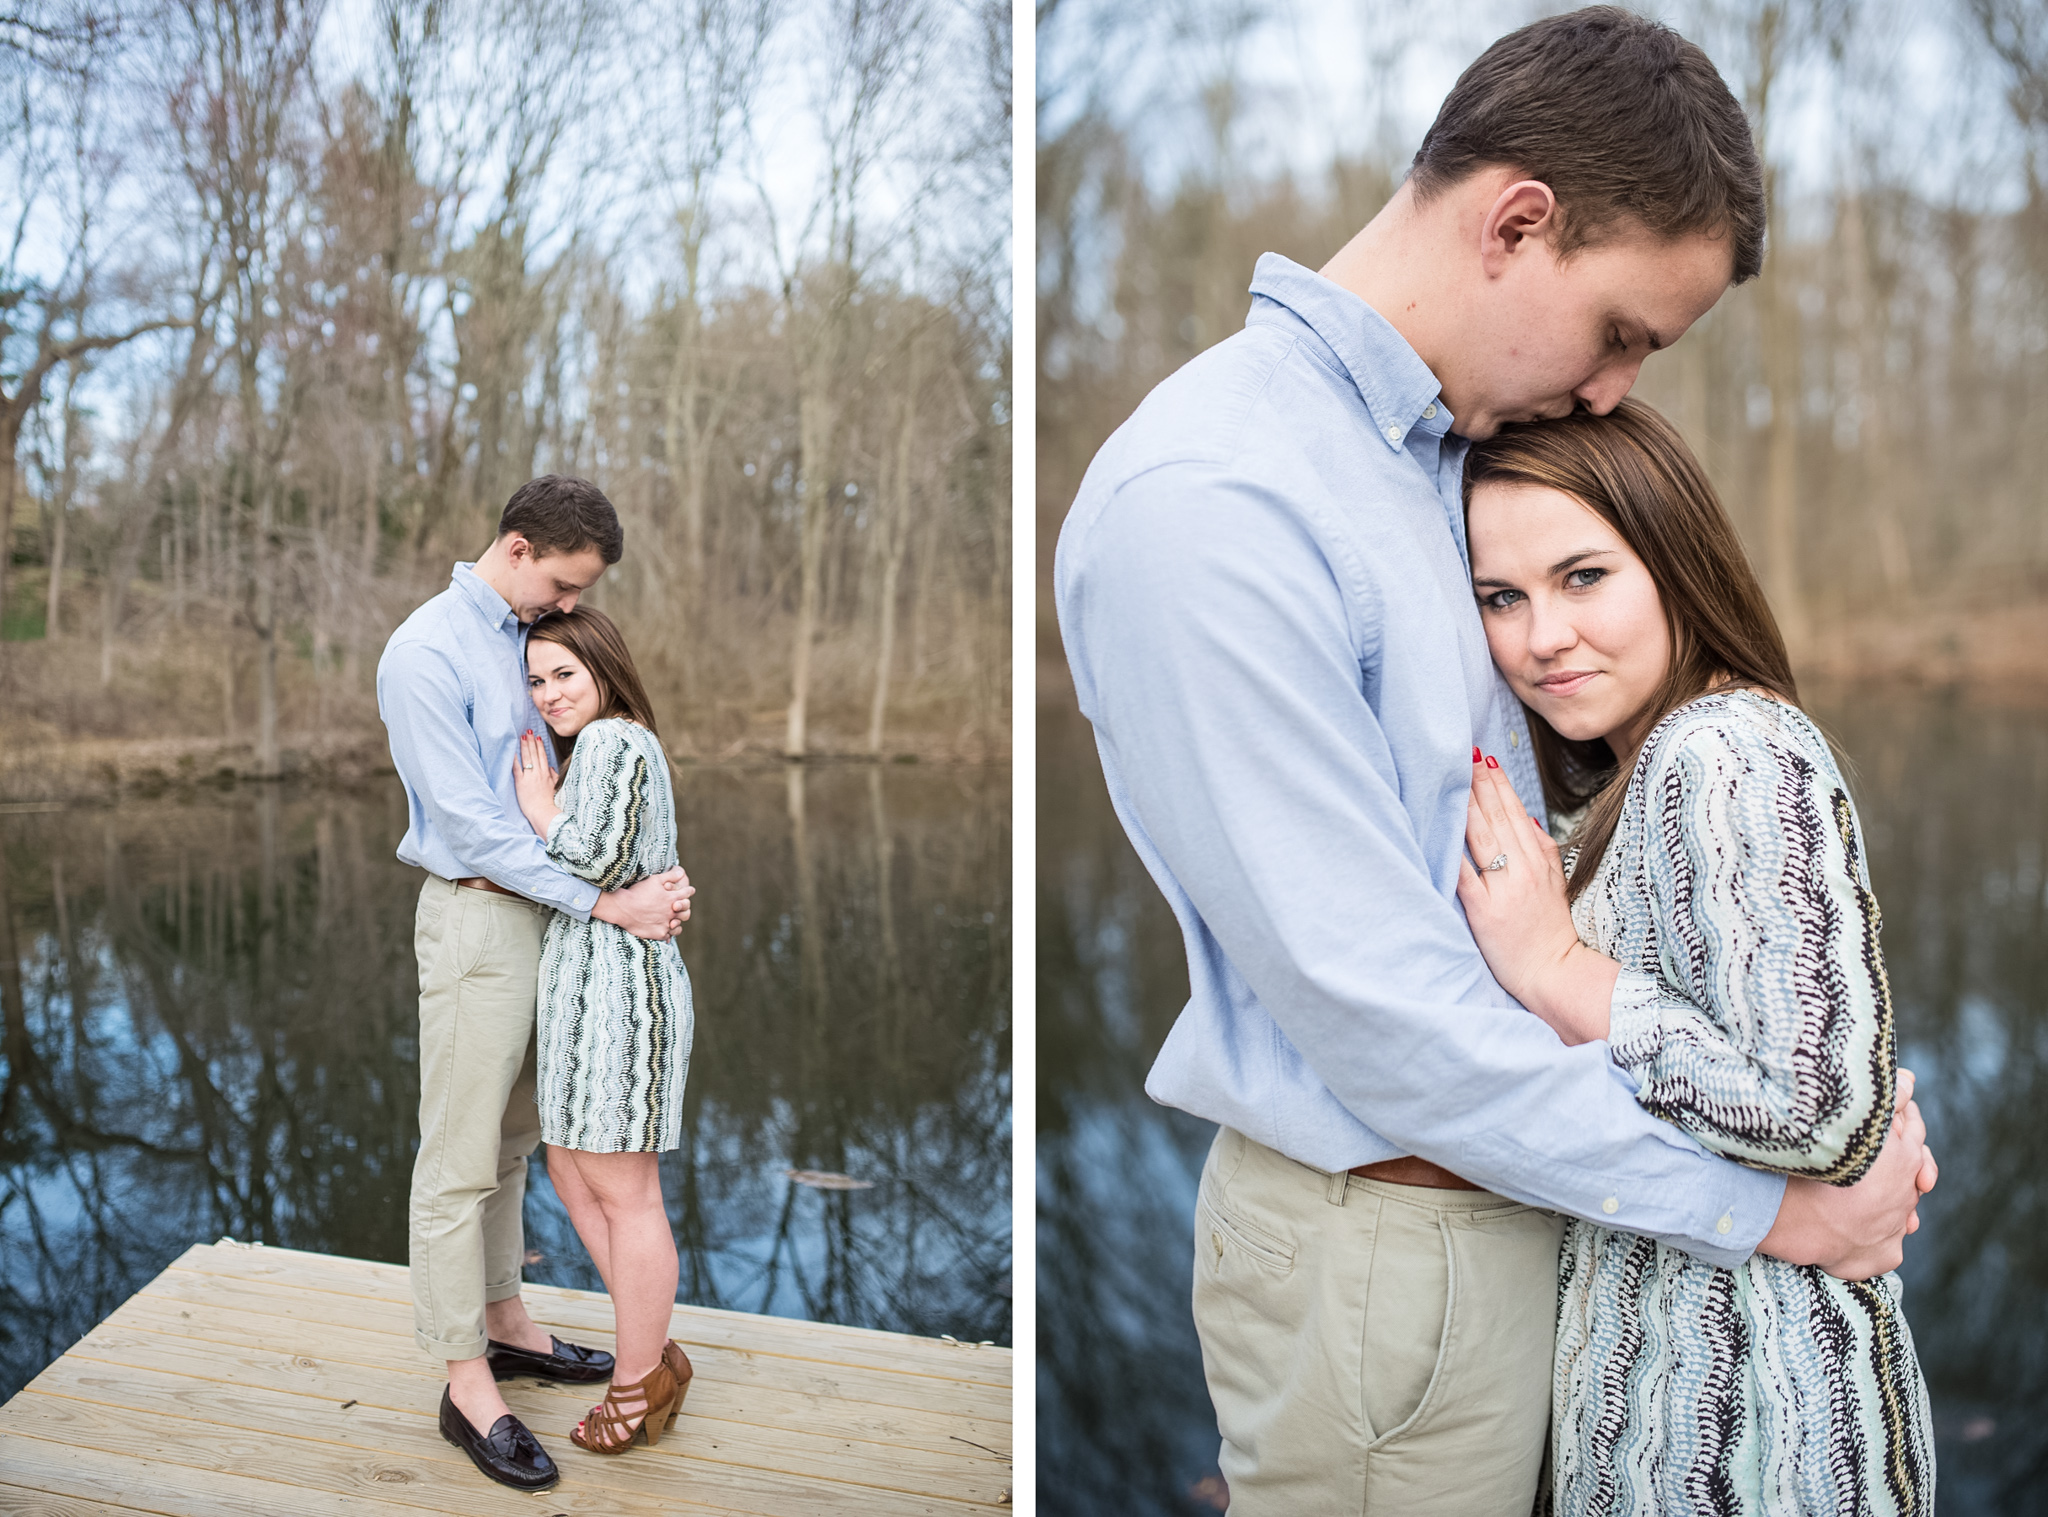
646 0 777 643
4 0 1008 765
0 7 184 644
757 0 933 757
167 0 325 772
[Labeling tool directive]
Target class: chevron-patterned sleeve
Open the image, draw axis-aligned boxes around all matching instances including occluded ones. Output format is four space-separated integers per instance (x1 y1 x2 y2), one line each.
543 721 650 892
1603 709 1897 1184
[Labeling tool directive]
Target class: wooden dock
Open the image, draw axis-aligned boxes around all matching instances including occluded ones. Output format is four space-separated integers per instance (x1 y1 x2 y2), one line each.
0 1240 1011 1515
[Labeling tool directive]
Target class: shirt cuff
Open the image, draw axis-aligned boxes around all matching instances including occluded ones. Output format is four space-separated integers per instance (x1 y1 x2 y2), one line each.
1606 968 1666 1072
1685 1161 1786 1265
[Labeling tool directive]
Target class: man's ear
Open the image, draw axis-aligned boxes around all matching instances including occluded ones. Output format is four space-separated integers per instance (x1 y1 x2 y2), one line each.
1480 179 1561 279
503 532 533 566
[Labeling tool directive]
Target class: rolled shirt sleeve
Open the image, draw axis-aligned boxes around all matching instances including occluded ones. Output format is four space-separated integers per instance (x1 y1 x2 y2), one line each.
378 639 600 919
1066 466 1786 1267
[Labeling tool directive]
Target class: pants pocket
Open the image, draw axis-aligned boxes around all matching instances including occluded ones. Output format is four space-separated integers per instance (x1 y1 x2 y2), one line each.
1362 1211 1452 1445
1198 1189 1297 1278
447 892 496 982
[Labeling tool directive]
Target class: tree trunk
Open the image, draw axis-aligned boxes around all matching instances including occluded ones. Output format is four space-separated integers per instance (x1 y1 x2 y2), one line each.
45 502 66 639
1761 241 1805 649
868 340 921 753
786 381 836 758
0 417 20 642
1841 194 1908 596
255 481 280 776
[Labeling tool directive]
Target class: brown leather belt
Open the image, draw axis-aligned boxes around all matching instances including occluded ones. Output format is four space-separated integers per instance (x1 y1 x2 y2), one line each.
1349 1156 1482 1191
456 876 522 899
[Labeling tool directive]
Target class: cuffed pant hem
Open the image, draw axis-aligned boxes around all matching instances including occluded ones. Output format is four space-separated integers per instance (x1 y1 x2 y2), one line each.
483 1277 525 1305
418 1329 490 1363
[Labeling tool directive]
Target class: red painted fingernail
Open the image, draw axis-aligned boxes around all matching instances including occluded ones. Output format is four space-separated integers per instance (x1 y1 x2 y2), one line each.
1485 755 1499 769
1472 746 1481 762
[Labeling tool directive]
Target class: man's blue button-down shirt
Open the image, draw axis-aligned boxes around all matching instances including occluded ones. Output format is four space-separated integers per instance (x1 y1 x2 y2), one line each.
1055 253 1783 1266
376 563 600 919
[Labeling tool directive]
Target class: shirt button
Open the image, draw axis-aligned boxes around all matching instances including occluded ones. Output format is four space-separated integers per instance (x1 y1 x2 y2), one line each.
1423 403 1438 420
1601 1197 1619 1215
1716 1213 1734 1235
1509 731 1521 748
1384 425 1402 443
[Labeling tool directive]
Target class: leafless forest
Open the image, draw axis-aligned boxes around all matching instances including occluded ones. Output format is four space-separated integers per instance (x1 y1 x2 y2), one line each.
1038 0 2048 688
2 0 1010 774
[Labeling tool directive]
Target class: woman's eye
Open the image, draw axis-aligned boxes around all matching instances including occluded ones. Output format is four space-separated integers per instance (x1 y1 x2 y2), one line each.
1479 588 1523 612
1565 567 1607 590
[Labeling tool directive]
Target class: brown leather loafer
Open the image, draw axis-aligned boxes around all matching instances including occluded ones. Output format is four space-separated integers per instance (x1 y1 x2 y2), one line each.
438 1387 559 1491
485 1334 616 1384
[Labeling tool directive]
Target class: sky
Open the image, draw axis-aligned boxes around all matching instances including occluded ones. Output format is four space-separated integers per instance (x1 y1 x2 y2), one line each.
1038 0 2031 221
5 0 1005 475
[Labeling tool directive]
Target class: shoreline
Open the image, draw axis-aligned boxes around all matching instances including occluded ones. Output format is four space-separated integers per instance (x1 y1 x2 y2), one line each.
0 727 1009 804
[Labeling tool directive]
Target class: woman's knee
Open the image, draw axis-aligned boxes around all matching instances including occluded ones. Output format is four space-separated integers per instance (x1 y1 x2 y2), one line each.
576 1151 663 1214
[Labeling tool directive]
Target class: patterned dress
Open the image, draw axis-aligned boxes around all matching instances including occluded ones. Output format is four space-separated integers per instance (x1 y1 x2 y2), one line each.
1550 689 1933 1516
536 718 693 1153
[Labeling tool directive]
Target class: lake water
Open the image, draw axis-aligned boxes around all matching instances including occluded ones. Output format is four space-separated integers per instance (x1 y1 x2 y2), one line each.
0 759 1011 1403
1038 689 2048 1517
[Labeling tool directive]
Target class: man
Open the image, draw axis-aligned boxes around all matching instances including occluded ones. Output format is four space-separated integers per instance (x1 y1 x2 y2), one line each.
1055 10 1932 1512
378 475 692 1493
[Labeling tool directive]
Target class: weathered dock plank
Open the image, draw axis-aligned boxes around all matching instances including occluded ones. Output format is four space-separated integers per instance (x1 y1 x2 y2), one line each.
0 1241 1012 1516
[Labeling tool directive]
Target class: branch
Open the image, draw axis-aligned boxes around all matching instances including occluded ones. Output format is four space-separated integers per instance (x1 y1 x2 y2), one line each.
5 314 192 427
44 313 189 366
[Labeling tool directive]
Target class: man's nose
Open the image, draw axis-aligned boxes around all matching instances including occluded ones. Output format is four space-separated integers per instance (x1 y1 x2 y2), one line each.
558 591 581 612
1574 357 1644 416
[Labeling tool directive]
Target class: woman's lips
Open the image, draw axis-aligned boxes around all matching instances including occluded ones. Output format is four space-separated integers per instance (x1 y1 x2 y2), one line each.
1535 670 1599 698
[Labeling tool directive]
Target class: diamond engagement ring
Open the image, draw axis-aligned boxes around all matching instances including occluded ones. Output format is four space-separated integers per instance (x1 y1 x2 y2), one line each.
1485 853 1509 872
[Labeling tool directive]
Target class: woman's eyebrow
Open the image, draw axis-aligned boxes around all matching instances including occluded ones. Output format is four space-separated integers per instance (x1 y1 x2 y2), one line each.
1471 574 1516 589
1547 548 1618 576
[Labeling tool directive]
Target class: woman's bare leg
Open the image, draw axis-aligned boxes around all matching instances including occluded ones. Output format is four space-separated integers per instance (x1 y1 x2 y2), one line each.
555 1147 675 1385
547 1144 614 1284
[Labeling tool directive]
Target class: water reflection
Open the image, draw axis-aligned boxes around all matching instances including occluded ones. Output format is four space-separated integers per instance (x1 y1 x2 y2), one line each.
1037 690 2048 1517
0 761 1010 1403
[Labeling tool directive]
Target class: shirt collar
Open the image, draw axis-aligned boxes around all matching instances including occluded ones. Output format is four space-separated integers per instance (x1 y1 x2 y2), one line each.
451 562 521 634
1245 252 1454 452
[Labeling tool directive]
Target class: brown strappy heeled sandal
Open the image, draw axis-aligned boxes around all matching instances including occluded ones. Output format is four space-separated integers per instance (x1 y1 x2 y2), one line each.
661 1339 694 1420
570 1356 681 1455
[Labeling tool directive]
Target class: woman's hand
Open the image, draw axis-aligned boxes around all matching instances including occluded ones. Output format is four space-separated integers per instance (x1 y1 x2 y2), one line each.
1455 752 1618 1044
513 730 562 837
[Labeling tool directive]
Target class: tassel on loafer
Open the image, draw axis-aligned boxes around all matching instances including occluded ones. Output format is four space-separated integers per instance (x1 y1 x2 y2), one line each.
439 1387 560 1491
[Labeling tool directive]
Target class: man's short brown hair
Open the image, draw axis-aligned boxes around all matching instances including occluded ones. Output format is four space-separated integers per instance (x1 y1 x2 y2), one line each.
1411 6 1765 282
496 475 624 564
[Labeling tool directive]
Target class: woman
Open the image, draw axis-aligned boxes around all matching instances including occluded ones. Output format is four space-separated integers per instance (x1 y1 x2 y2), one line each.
511 605 695 1455
1453 399 1935 1515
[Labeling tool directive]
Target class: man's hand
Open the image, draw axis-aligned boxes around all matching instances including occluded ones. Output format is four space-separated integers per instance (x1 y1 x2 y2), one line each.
1756 1068 1935 1280
590 866 694 941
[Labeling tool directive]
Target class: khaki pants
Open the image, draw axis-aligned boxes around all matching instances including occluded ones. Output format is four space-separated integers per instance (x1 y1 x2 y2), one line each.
408 876 548 1361
1193 1127 1565 1515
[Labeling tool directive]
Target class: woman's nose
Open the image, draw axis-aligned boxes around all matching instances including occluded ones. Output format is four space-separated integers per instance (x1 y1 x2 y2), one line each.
1527 600 1578 658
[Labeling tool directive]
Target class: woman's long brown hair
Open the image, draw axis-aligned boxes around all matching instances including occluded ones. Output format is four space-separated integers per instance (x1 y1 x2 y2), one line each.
1463 398 1797 899
526 606 661 780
